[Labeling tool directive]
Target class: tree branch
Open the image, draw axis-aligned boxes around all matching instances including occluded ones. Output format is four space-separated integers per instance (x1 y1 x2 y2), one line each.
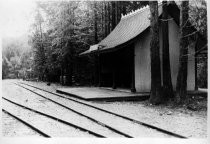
182 30 198 38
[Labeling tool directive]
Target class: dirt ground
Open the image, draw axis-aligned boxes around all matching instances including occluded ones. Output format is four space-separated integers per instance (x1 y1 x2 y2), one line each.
2 112 43 137
3 79 208 138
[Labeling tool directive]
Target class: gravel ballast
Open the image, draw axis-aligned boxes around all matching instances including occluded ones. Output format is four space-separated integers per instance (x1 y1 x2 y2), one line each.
2 79 207 138
2 82 124 137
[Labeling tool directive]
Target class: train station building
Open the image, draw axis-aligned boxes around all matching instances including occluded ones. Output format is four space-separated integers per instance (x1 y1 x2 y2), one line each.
80 2 207 93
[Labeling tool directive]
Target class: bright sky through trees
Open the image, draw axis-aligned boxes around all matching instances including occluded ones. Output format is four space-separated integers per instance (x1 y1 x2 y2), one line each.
0 0 36 38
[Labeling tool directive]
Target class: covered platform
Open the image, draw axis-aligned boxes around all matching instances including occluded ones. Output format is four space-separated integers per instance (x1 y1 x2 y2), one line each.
56 87 150 101
56 87 207 101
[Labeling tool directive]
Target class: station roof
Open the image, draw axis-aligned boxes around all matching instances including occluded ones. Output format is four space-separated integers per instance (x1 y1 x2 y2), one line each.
80 44 99 55
80 1 207 55
80 4 162 55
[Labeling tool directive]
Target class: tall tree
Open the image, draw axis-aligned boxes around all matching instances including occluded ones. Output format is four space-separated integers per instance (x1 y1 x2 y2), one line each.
116 1 121 25
104 2 108 36
101 2 105 38
162 1 174 100
121 1 127 15
32 7 46 80
94 1 98 43
149 1 162 104
175 1 190 103
111 2 116 30
108 2 111 34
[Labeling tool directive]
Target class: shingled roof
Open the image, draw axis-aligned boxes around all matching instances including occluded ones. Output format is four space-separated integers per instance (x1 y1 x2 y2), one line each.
80 4 163 55
99 5 155 50
80 1 207 56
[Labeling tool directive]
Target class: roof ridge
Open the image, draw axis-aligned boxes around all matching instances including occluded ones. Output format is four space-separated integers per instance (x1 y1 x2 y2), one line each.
121 5 149 20
121 2 163 20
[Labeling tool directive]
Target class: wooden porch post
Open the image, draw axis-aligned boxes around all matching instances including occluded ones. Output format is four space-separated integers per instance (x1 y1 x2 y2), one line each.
98 53 102 87
94 55 99 86
194 39 198 90
60 63 64 85
131 45 136 93
112 53 117 89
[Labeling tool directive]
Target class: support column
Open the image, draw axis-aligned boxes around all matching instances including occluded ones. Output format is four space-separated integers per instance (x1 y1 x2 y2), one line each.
94 55 99 86
131 45 136 93
60 63 64 85
194 39 198 90
112 53 117 89
98 53 102 87
195 54 198 90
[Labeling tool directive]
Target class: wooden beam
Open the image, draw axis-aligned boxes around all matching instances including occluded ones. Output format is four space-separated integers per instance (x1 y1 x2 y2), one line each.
94 55 99 86
194 37 198 90
131 44 136 93
112 53 117 89
98 53 102 87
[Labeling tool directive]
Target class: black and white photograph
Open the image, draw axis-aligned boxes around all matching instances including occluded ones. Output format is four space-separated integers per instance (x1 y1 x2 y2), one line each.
1 0 208 142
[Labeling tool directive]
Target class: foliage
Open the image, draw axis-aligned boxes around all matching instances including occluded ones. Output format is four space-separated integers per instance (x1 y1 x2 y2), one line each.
2 36 32 79
189 0 207 88
189 0 207 39
29 1 148 85
28 1 207 88
197 55 207 88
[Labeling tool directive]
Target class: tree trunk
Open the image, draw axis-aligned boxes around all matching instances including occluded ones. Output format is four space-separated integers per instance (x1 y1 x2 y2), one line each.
108 2 111 34
116 1 121 24
111 2 116 30
121 2 126 15
115 1 119 25
101 1 104 38
94 2 98 43
162 1 174 100
175 1 190 104
149 1 162 104
104 2 108 36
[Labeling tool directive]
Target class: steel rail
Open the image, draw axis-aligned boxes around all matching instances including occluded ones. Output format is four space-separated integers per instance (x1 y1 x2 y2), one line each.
17 82 187 138
2 109 50 137
2 97 105 138
15 83 133 138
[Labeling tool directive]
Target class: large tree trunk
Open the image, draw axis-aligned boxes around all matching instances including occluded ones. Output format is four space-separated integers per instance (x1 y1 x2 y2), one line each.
121 1 126 15
111 2 116 30
149 1 162 104
94 2 98 43
116 1 121 25
175 1 190 104
162 1 174 100
104 2 108 36
101 1 104 38
108 2 111 34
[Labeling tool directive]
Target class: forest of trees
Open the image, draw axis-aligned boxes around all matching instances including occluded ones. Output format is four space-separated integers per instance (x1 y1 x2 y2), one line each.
2 1 207 105
29 1 149 85
2 36 33 79
149 0 207 104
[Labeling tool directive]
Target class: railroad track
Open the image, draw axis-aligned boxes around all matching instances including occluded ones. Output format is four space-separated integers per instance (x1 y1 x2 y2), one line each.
15 82 187 138
10 84 132 137
2 97 104 137
2 109 50 137
4 83 132 137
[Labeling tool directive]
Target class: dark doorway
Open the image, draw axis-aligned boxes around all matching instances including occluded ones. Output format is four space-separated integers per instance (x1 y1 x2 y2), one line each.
99 45 133 89
115 46 132 89
100 53 113 86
